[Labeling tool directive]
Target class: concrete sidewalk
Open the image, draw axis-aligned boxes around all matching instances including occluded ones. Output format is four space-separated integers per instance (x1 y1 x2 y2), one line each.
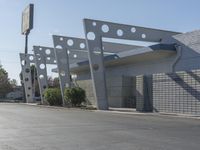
23 103 200 120
106 107 200 120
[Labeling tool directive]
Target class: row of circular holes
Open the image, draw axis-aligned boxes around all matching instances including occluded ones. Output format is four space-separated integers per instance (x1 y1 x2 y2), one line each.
23 52 89 70
57 37 87 58
22 60 47 91
59 37 86 49
33 48 52 60
27 26 115 87
38 50 45 79
58 38 105 52
23 56 68 91
36 51 57 63
39 63 65 77
24 69 32 96
39 63 64 71
23 65 45 81
43 44 79 59
24 72 32 98
55 45 78 58
23 63 55 89
39 56 57 63
39 65 63 76
38 74 47 90
39 48 52 55
21 56 34 66
32 47 78 69
25 54 66 78
24 68 32 93
58 38 101 55
56 24 144 58
22 55 56 63
87 22 146 40
24 69 47 87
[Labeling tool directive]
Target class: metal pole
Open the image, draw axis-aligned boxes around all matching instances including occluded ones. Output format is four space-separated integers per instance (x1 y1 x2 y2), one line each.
23 31 29 102
25 32 29 54
33 65 36 99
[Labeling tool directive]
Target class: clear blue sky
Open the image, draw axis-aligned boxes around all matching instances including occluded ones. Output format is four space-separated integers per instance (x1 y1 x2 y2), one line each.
0 0 200 85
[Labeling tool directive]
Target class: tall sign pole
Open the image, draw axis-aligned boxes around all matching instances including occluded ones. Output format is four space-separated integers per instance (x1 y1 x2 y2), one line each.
21 4 34 54
21 4 34 102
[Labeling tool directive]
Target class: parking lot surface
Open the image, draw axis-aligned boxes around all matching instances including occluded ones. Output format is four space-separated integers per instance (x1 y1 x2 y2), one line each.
0 103 200 150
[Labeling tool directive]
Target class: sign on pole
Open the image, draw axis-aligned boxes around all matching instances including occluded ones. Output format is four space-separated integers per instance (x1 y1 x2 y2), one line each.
21 4 34 35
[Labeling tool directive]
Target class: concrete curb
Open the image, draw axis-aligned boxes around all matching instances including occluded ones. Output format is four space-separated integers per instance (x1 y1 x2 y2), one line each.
21 103 96 111
20 103 200 120
95 110 200 120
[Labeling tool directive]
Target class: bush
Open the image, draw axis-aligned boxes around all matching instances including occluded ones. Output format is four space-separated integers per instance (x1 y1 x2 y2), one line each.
64 87 86 107
44 88 62 106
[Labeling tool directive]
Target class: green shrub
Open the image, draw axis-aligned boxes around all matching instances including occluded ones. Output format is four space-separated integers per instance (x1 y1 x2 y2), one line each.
44 88 62 106
64 87 86 106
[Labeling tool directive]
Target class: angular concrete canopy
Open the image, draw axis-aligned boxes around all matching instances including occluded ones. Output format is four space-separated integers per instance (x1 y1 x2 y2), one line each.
19 53 35 103
51 35 145 74
70 44 176 73
33 46 56 104
83 18 180 110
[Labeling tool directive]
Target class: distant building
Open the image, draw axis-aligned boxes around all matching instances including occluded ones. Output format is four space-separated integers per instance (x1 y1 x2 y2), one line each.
6 86 23 100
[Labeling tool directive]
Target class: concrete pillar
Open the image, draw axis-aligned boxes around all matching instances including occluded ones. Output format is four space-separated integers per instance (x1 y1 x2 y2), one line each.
136 75 153 112
19 53 35 103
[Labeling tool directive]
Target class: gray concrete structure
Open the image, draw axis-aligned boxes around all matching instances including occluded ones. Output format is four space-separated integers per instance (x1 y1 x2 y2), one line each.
83 19 180 110
33 42 108 105
52 35 140 66
33 44 91 105
19 53 35 103
53 46 70 106
20 18 200 115
52 35 141 107
151 30 200 115
71 46 176 108
72 19 200 115
33 46 58 104
153 70 200 115
136 75 153 112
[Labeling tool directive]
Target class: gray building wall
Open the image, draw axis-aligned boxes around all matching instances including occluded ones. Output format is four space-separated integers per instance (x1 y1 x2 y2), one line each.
75 30 200 112
153 70 200 115
76 79 96 106
76 55 175 108
173 30 200 71
150 30 200 115
76 76 135 108
136 75 153 112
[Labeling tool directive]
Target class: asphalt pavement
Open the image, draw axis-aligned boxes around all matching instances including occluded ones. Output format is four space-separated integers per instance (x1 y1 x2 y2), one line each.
0 103 200 150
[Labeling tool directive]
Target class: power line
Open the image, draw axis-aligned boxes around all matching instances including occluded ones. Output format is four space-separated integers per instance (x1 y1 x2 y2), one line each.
0 60 20 65
0 49 21 52
0 52 21 54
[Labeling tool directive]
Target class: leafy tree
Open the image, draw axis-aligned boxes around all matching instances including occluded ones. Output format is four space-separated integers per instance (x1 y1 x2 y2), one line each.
64 87 86 107
10 79 17 88
44 88 62 106
0 65 12 98
53 77 60 88
48 77 60 88
47 76 53 87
